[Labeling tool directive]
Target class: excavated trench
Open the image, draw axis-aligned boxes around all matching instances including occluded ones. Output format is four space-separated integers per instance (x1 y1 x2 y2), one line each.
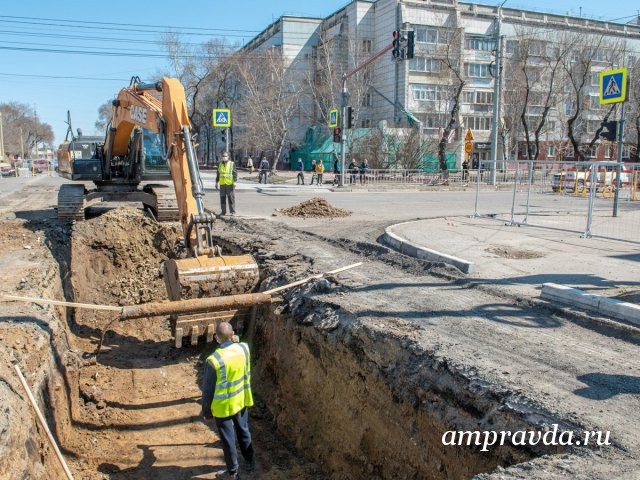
27 207 576 479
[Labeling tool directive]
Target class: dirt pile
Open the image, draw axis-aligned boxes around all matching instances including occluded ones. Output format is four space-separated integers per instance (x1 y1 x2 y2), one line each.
71 208 180 307
274 197 351 218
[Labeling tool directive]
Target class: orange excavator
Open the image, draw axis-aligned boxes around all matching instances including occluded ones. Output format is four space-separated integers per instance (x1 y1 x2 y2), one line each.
57 77 260 346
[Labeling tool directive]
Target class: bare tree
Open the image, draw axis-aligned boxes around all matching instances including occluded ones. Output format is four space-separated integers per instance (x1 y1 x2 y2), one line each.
0 102 53 157
94 101 112 133
506 29 569 160
436 28 465 174
561 33 619 161
232 48 305 168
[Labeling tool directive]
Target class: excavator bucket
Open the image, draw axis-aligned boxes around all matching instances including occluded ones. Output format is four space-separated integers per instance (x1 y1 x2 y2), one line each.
163 254 260 347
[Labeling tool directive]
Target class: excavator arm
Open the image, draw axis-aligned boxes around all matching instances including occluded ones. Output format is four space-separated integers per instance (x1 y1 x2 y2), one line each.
117 77 259 346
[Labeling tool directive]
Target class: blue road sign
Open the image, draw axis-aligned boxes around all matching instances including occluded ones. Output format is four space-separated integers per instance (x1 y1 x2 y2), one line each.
212 108 231 127
328 109 339 128
599 68 627 104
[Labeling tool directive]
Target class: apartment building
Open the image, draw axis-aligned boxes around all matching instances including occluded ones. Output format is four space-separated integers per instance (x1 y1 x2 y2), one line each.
242 0 640 165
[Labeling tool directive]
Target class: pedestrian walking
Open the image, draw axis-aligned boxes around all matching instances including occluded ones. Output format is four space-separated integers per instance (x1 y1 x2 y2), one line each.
359 158 369 185
202 322 256 480
216 151 236 216
462 158 470 182
315 159 325 186
296 158 305 185
246 156 254 173
348 160 358 185
310 160 317 185
333 157 340 185
258 156 270 184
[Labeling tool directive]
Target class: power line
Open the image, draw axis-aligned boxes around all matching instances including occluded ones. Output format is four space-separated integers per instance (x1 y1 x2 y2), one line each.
0 14 260 34
0 72 127 81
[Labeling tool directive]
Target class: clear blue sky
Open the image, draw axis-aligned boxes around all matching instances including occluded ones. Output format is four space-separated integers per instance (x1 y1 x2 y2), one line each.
1 0 637 146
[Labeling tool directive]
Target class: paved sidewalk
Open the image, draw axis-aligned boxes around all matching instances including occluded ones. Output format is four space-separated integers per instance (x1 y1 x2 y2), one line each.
386 215 640 307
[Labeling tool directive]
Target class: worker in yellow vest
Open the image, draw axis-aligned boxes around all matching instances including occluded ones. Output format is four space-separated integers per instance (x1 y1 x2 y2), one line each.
202 322 255 479
215 151 237 216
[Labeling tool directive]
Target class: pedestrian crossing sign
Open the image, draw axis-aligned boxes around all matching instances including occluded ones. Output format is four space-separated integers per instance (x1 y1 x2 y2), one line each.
599 68 627 104
328 109 339 128
212 108 231 127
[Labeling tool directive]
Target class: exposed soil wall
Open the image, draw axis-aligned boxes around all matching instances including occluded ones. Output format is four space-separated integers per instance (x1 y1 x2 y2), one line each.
251 283 565 480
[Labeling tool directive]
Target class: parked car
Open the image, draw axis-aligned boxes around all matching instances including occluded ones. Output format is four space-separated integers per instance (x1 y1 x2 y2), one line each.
0 162 16 177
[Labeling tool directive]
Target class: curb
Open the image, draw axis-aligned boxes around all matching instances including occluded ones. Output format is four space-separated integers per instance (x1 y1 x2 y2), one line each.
381 222 474 274
541 283 640 326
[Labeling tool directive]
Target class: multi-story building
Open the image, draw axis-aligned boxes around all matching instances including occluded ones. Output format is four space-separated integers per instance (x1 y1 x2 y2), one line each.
241 0 640 167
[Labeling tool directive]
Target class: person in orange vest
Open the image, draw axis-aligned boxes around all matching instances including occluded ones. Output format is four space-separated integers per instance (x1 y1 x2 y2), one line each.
202 322 256 479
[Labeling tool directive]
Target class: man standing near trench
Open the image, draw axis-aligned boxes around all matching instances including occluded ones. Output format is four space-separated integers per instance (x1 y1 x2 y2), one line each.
202 322 256 479
215 151 237 216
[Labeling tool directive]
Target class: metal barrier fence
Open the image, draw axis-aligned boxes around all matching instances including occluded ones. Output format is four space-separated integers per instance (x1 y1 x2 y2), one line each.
342 168 467 186
473 160 640 243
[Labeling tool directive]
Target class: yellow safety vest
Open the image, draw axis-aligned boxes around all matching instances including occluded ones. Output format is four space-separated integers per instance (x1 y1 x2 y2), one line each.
207 342 254 418
218 161 235 186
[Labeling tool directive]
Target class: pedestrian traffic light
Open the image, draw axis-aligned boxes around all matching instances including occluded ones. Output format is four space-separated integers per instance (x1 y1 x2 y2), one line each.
600 120 617 141
333 127 341 143
392 30 401 60
346 107 354 129
406 31 415 60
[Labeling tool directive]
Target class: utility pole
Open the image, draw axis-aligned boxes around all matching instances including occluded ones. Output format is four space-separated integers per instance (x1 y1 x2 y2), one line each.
20 127 25 160
339 42 396 186
612 101 625 217
490 1 507 185
0 111 5 161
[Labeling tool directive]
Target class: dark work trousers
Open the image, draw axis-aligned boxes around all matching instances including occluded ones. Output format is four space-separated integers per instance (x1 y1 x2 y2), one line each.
214 408 255 474
219 184 235 215
297 172 305 184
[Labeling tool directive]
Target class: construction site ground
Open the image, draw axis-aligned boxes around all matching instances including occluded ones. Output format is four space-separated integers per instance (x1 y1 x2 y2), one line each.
0 174 638 479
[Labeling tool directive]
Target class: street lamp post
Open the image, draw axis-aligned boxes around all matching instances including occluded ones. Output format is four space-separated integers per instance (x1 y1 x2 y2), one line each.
490 0 508 184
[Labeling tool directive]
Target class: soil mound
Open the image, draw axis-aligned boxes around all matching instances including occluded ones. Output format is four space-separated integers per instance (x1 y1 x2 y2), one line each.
274 197 351 218
71 207 181 306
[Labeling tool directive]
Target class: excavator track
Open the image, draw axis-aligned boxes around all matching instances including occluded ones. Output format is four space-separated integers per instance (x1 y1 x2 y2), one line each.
57 184 86 222
145 185 179 222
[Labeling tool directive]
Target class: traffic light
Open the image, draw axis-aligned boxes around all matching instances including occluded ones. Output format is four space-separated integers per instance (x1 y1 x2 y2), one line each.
406 31 415 59
333 127 341 143
600 120 617 141
346 107 354 129
392 30 401 60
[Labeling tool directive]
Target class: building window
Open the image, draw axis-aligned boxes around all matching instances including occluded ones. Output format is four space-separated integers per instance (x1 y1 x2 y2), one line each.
362 92 372 107
622 145 631 159
593 48 607 62
506 40 519 54
465 35 495 51
462 90 493 104
604 144 612 158
591 71 600 86
589 96 601 109
463 116 491 131
409 57 441 73
415 27 448 44
411 83 445 102
361 119 371 128
547 145 556 157
476 91 493 104
420 113 448 129
585 145 597 158
466 63 490 78
362 39 372 54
